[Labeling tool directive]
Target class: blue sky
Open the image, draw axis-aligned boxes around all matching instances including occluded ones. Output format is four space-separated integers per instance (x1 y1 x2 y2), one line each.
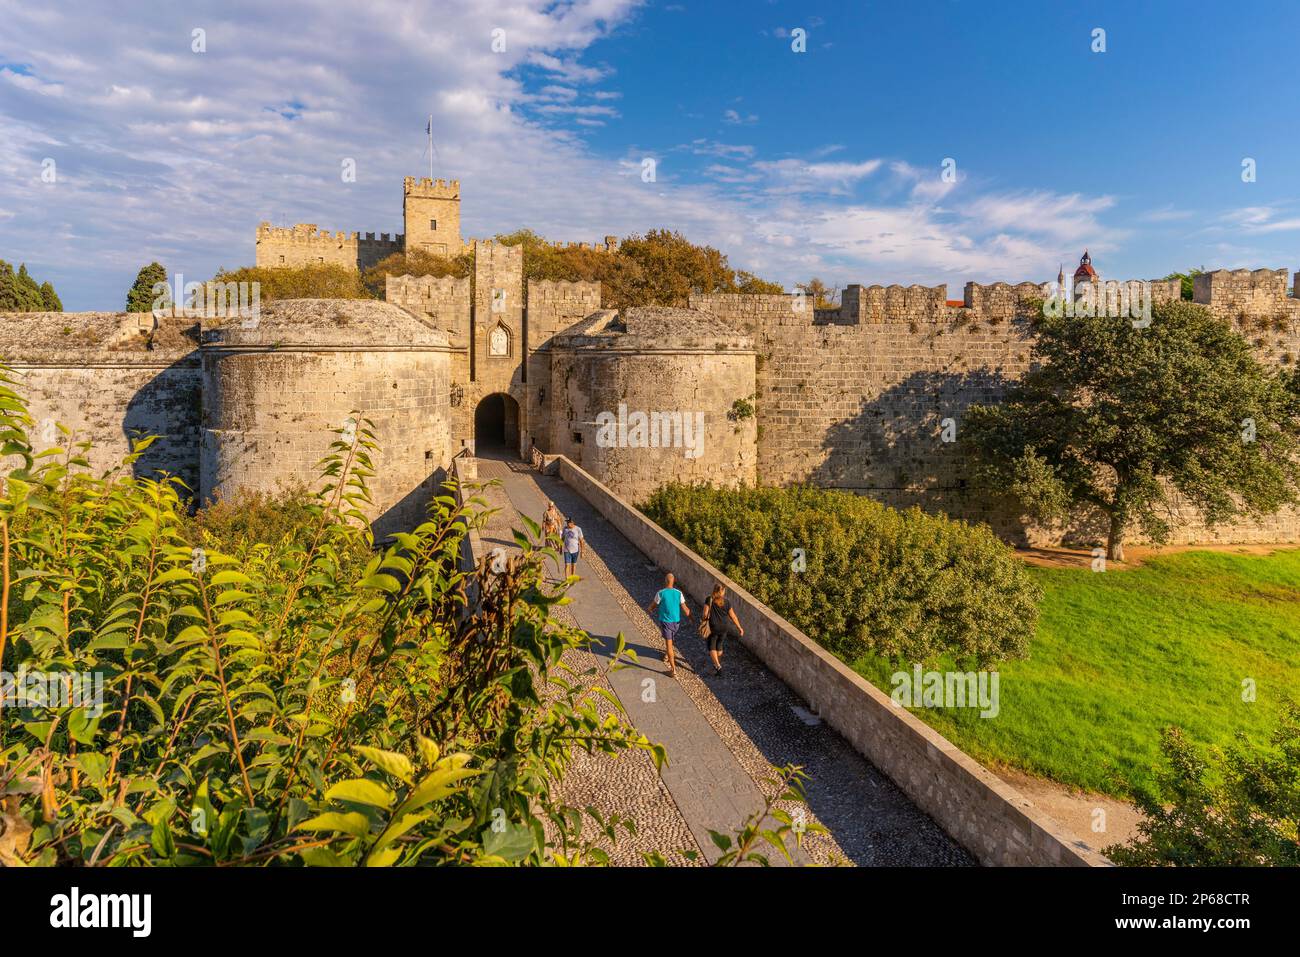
2 0 1299 311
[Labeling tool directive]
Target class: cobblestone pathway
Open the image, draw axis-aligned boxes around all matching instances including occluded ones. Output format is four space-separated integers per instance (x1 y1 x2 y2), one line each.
475 453 972 867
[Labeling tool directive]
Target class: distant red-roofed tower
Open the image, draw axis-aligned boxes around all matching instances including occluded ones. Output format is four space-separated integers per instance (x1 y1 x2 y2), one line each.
1071 250 1098 305
1074 250 1098 285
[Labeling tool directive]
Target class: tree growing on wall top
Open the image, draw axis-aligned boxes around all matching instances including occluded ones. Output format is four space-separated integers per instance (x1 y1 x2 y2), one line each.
1161 266 1207 301
797 277 838 309
963 299 1300 561
208 263 368 302
126 261 168 312
490 227 783 309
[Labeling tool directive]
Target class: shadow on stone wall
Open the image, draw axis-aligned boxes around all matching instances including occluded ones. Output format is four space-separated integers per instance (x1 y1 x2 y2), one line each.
374 466 450 543
806 368 1114 549
121 354 202 491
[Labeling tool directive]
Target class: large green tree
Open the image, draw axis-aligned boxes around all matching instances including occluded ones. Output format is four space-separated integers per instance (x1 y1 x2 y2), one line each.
126 261 168 313
38 281 62 312
0 261 16 312
0 260 62 312
963 299 1300 560
13 264 42 310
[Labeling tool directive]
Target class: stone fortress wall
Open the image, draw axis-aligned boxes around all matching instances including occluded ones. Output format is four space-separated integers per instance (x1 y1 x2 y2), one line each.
3 177 1298 548
693 267 1300 546
254 223 404 271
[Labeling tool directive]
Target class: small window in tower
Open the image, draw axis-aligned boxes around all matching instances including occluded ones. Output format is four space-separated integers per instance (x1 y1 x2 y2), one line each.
278 255 285 265
430 219 437 230
572 432 583 444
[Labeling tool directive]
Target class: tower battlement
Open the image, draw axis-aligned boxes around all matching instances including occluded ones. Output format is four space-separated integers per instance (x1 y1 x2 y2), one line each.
403 176 460 199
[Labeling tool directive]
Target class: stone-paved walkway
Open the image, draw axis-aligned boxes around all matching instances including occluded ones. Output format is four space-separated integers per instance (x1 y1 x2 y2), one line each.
475 452 971 867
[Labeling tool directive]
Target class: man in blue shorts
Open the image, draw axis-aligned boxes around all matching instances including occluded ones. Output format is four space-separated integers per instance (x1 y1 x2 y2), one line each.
561 518 584 578
647 572 691 677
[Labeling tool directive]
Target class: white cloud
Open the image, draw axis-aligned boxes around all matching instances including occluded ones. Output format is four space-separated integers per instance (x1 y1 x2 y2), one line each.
751 158 883 195
0 0 1171 307
1223 207 1300 233
688 139 756 159
960 191 1117 243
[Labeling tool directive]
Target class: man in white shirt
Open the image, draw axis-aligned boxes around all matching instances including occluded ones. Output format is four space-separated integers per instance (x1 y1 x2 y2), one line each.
561 518 584 579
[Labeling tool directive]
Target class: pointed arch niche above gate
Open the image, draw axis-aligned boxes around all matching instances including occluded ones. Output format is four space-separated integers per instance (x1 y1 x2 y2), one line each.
488 322 511 357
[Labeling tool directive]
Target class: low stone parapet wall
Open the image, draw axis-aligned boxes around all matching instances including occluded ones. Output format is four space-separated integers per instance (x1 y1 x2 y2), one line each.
551 454 1109 867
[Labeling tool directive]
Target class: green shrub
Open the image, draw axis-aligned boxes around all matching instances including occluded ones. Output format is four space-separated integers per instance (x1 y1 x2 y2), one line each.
0 366 661 866
1105 702 1300 866
642 484 1039 666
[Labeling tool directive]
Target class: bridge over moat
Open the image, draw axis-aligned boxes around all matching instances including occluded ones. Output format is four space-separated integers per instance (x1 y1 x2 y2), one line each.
473 451 974 865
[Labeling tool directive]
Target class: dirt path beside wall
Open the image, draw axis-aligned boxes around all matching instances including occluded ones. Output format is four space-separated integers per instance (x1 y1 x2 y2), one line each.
995 768 1144 855
1017 543 1299 570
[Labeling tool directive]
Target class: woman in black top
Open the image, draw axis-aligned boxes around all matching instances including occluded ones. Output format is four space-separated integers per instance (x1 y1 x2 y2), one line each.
701 583 744 675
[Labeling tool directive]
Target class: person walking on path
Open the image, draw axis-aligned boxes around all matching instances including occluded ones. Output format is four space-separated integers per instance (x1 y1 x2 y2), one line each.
561 517 584 579
701 583 743 676
542 501 562 539
542 501 563 580
648 572 691 677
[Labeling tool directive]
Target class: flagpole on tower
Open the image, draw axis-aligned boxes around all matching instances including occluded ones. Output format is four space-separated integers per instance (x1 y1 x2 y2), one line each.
427 115 433 181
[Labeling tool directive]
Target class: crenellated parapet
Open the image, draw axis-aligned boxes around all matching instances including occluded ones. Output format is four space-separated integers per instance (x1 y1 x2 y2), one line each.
255 222 403 270
528 279 602 301
544 235 620 253
470 238 525 267
403 177 460 199
1193 268 1300 323
384 273 471 342
841 283 950 324
526 279 602 349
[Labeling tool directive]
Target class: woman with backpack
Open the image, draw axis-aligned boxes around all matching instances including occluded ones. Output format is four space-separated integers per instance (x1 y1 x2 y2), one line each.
700 583 743 676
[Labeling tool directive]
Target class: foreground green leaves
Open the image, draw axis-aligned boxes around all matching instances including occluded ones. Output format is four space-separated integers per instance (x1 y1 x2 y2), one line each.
0 364 661 866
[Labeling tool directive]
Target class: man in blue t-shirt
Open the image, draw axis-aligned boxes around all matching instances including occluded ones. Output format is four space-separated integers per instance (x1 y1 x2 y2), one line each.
647 572 691 677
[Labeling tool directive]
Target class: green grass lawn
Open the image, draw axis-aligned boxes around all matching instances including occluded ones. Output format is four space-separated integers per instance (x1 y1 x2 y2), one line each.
850 549 1300 798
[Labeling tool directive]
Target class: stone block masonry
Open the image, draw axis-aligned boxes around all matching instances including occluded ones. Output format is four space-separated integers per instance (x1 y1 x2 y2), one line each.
255 223 403 271
0 313 201 489
5 179 1296 551
694 271 1300 547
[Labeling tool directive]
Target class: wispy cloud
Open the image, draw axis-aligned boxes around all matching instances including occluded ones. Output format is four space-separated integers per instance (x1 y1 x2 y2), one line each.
1223 206 1300 233
0 0 1242 309
752 158 883 194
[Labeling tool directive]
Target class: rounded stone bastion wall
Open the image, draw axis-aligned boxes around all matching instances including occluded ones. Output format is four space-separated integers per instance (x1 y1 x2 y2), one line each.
200 299 456 540
546 306 757 504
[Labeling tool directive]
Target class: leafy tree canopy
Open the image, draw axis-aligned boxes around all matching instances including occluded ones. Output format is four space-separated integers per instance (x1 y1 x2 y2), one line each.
210 263 369 302
1161 266 1207 301
0 260 63 313
361 248 472 298
963 299 1300 560
126 261 168 313
797 277 838 309
1106 702 1300 866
